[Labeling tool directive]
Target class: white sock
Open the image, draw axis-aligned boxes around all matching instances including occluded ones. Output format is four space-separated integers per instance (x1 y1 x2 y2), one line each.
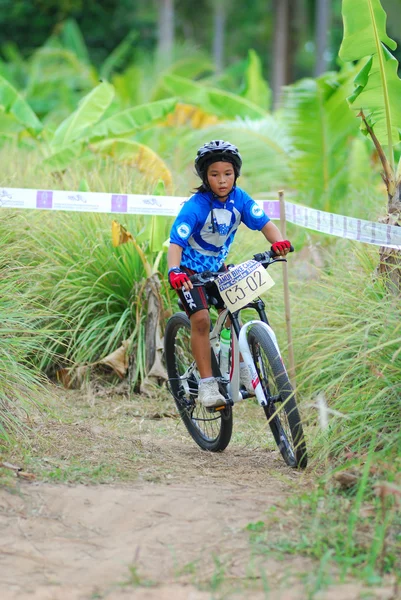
200 376 214 383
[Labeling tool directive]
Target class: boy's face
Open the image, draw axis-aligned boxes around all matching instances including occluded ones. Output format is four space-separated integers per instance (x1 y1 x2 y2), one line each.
206 161 235 202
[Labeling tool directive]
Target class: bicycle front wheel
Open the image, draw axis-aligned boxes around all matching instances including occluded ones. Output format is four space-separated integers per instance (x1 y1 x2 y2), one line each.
164 312 233 452
248 324 307 469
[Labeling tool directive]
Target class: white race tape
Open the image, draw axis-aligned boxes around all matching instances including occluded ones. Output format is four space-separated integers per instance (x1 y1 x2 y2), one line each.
0 188 183 216
0 187 400 249
284 202 401 250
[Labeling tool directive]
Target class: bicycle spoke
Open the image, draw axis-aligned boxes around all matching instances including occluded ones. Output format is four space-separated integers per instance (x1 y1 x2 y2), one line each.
164 312 232 451
248 324 307 468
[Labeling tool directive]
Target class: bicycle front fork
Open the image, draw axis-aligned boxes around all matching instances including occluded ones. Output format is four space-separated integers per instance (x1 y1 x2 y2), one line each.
235 320 282 408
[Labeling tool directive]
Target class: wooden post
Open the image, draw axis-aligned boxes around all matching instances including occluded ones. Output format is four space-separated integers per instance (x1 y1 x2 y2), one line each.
279 190 296 387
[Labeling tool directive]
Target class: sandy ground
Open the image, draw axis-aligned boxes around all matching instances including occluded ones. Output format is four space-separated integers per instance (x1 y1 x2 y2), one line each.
0 479 302 600
1 479 397 600
0 389 398 599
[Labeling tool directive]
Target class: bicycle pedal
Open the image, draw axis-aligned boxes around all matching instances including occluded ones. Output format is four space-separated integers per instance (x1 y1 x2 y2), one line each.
211 404 227 412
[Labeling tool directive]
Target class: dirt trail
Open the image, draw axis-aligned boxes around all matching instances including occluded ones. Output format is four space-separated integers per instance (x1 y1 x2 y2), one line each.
0 389 396 599
0 479 300 600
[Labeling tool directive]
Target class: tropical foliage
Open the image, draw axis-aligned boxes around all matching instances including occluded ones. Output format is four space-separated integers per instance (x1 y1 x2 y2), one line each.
0 17 383 206
1 3 401 583
339 0 401 291
0 214 52 442
340 0 401 157
0 0 399 442
0 1 344 81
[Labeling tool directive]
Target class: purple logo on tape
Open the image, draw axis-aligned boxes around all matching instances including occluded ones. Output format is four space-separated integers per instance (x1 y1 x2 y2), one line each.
263 201 280 220
111 194 128 213
36 190 53 209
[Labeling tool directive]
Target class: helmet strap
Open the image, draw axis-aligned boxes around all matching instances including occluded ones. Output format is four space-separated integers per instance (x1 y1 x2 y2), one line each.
205 182 237 233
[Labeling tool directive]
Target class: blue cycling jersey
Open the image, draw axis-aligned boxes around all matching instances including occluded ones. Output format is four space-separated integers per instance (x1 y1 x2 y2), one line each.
169 187 270 272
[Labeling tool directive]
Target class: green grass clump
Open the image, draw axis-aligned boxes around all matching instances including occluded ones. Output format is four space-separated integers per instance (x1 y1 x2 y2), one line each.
2 209 174 390
293 244 401 461
0 215 53 444
26 210 145 368
250 242 401 584
248 480 401 585
0 145 162 196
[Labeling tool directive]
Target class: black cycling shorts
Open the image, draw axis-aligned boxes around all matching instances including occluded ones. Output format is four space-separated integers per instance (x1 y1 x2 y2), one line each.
176 266 226 317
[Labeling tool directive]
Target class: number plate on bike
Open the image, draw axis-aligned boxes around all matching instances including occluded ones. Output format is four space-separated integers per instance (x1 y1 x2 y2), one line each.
216 260 275 312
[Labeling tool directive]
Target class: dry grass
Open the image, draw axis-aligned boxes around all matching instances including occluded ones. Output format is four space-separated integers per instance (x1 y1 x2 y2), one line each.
1 381 310 489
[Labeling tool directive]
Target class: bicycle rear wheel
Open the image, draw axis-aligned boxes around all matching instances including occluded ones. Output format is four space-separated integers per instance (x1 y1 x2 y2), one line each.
248 323 307 468
164 312 233 452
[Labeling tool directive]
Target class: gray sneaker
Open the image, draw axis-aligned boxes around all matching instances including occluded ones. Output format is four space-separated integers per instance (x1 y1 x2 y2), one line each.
198 378 226 408
240 365 256 396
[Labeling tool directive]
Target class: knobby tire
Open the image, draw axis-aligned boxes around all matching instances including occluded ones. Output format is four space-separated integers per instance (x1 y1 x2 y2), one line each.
248 324 307 469
164 312 233 452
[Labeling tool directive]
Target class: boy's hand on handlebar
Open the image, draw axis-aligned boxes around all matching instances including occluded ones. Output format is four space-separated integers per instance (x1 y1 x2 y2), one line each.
271 240 292 256
168 267 193 291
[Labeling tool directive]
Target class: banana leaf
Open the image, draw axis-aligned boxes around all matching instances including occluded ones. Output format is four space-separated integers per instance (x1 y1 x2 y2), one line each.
59 19 91 65
281 71 361 210
42 141 84 171
24 48 95 119
340 0 396 61
1 42 25 64
0 113 26 138
149 215 169 255
348 137 376 191
0 44 26 87
0 75 43 135
206 58 248 94
136 180 171 253
89 138 173 192
78 178 91 192
89 98 177 140
28 88 86 125
339 0 401 152
164 103 218 128
100 31 137 81
51 81 115 149
27 48 94 88
165 55 214 79
151 55 215 101
0 59 14 85
111 65 143 107
241 50 271 111
163 74 268 119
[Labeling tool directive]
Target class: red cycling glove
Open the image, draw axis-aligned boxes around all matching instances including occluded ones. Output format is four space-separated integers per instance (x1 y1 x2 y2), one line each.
271 240 291 255
168 267 190 290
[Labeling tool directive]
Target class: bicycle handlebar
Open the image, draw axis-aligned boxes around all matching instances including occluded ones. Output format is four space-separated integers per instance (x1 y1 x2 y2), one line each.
253 243 294 265
189 245 294 286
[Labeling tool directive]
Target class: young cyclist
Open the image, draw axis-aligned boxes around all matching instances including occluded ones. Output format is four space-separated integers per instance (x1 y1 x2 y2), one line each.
167 140 291 408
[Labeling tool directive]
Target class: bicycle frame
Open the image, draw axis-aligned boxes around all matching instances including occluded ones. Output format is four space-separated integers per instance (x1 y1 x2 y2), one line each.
209 300 285 408
237 320 282 407
165 249 307 467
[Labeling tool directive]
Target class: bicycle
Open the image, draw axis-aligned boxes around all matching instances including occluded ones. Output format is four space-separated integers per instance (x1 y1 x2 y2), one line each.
164 249 307 469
